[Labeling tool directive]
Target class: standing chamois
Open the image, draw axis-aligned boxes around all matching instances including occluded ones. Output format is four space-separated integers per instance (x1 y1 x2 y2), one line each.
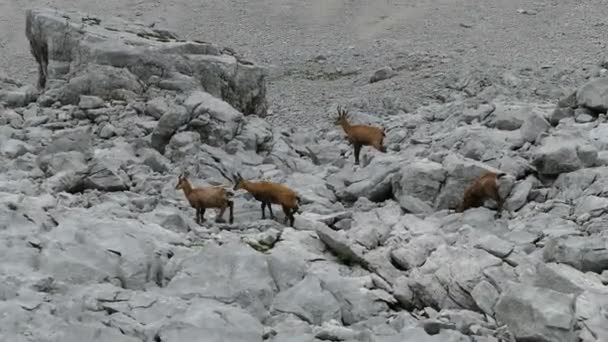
457 171 507 217
218 169 301 227
175 172 234 224
334 105 386 165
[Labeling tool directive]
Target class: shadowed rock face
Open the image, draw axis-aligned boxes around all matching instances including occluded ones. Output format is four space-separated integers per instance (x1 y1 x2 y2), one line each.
25 7 267 116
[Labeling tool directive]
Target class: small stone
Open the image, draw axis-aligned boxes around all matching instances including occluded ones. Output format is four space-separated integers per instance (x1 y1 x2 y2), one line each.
575 113 594 123
370 67 397 83
99 124 116 138
78 95 105 109
474 235 514 258
549 107 574 126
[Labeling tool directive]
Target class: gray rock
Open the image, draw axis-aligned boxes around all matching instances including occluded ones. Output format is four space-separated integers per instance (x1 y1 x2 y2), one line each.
236 115 274 151
314 321 366 341
154 297 264 342
0 108 24 128
370 67 397 83
532 136 598 175
317 272 393 325
150 104 189 154
166 240 277 319
393 276 416 309
26 8 267 115
184 91 244 146
145 97 170 119
1 139 32 158
549 107 574 126
519 111 550 143
139 148 171 174
589 123 608 149
78 95 104 109
487 102 546 130
99 123 116 139
338 154 403 202
574 195 608 218
0 85 38 108
557 92 577 109
390 234 445 270
349 202 401 250
409 245 502 310
286 172 336 209
391 159 446 214
471 280 499 316
575 112 595 123
315 224 367 267
474 234 514 258
461 103 496 123
49 323 141 342
494 281 576 342
575 290 608 342
543 236 608 273
576 77 608 113
505 176 534 211
522 262 591 295
272 274 342 325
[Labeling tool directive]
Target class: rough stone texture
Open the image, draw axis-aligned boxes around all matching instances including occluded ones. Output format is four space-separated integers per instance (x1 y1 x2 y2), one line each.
577 77 608 113
494 282 576 342
2 5 608 342
391 159 446 213
543 236 608 274
532 136 598 175
25 8 267 115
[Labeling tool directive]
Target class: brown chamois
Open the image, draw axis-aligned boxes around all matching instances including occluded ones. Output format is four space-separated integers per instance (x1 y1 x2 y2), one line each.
175 172 234 224
224 171 301 227
334 105 386 165
457 171 507 216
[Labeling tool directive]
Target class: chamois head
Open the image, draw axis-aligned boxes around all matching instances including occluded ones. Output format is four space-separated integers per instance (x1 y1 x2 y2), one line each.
334 105 349 126
231 172 247 191
175 172 190 190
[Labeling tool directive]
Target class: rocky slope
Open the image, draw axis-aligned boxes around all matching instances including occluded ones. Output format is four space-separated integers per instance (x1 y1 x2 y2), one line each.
1 7 608 342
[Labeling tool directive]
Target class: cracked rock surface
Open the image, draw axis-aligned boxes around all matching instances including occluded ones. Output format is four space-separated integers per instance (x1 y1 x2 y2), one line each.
1 4 608 342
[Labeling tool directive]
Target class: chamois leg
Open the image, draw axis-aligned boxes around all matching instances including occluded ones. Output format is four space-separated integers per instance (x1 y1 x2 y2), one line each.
216 205 227 223
353 143 362 165
227 200 234 224
282 205 290 224
260 201 266 219
195 208 200 224
199 208 206 224
490 188 504 218
267 201 275 219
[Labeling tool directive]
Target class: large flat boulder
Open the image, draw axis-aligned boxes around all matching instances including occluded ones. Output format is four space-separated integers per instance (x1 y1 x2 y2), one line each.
577 77 608 113
25 7 267 115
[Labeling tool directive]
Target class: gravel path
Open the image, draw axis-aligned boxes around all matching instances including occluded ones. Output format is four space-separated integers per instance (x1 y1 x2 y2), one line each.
2 0 607 129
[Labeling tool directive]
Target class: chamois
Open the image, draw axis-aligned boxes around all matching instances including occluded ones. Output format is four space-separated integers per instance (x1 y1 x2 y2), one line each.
457 171 507 216
334 105 386 165
175 172 234 224
221 171 301 227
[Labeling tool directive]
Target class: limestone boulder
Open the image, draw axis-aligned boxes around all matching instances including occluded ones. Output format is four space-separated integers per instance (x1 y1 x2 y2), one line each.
26 7 267 115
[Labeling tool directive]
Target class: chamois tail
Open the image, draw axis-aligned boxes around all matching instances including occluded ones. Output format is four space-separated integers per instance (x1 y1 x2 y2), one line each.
295 195 303 214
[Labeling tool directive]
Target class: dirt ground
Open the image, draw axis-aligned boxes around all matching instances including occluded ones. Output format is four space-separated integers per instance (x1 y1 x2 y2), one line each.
2 0 607 128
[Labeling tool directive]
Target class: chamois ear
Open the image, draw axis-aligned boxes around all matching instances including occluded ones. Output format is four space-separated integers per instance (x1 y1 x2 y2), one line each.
336 105 349 119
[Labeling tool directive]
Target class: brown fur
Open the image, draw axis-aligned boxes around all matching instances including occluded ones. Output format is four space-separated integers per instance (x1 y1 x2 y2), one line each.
175 173 234 224
334 105 386 165
232 174 301 227
457 171 506 215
